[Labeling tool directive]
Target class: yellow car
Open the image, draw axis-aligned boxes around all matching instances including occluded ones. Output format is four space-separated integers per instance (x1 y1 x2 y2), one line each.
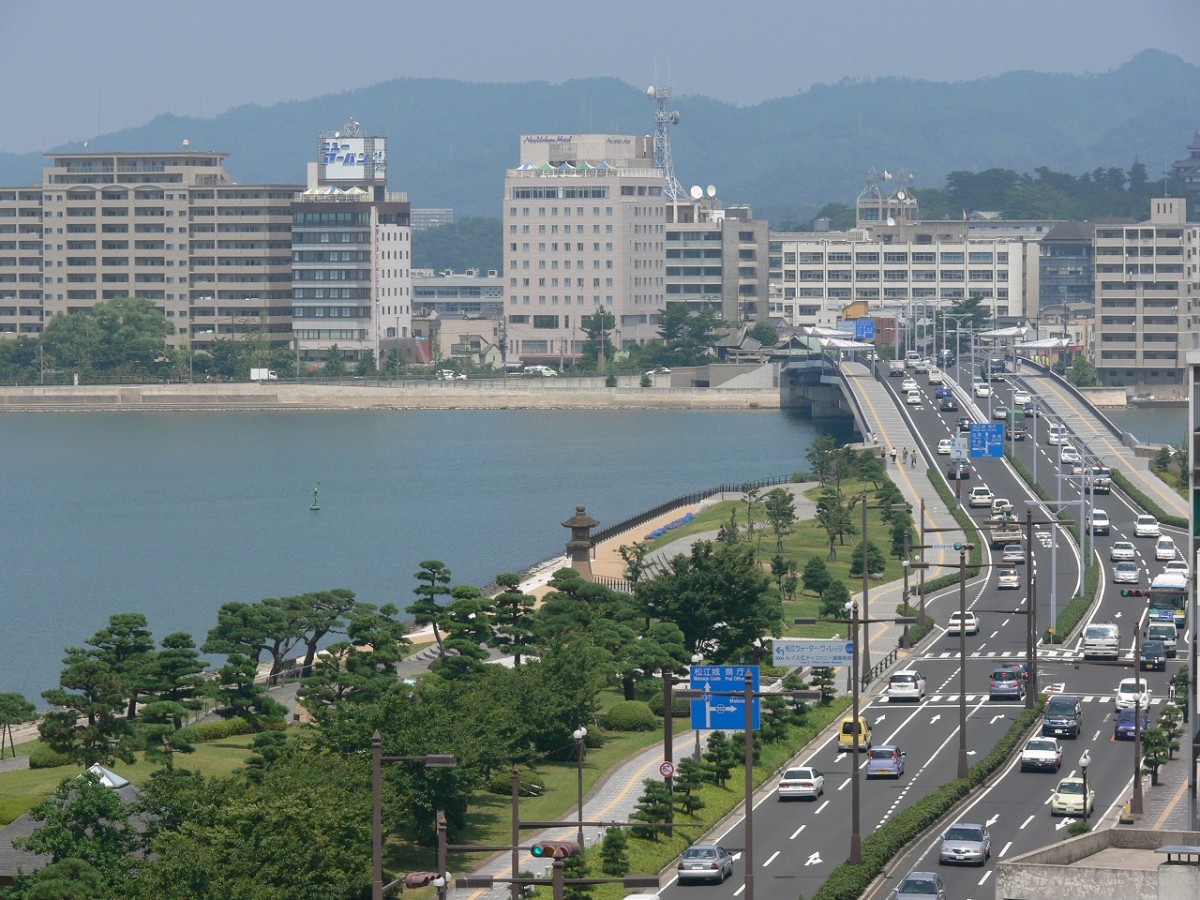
837 714 872 753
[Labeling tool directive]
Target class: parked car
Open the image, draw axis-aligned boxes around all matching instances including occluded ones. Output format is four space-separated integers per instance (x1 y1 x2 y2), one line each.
957 416 973 433
940 396 959 412
1089 509 1111 535
894 872 946 900
989 668 1025 701
888 670 926 702
968 486 994 507
901 377 919 392
1002 544 1026 564
1114 677 1151 710
866 744 906 779
1042 695 1083 739
1139 640 1167 672
905 389 922 405
1135 514 1160 538
1110 541 1137 562
1050 777 1094 816
993 404 1009 420
936 439 952 455
997 568 1021 590
1112 561 1141 584
938 822 991 866
1164 559 1191 579
777 766 824 800
1114 705 1150 739
1013 389 1031 405
1155 535 1177 561
946 610 979 636
677 845 734 883
1020 737 1063 772
435 369 467 380
946 460 971 480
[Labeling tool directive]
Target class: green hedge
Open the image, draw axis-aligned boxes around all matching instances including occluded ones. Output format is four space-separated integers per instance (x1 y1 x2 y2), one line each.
600 700 657 732
176 717 275 744
27 744 72 769
1111 468 1187 529
811 702 1044 900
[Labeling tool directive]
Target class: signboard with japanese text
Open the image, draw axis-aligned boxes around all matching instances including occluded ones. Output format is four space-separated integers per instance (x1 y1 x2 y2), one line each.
689 665 760 730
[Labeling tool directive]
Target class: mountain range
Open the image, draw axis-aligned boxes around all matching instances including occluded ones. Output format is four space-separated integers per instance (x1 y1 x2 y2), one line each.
1 50 1196 224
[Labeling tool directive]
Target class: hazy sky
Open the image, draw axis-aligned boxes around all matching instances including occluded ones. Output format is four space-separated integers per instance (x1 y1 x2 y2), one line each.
2 0 1197 155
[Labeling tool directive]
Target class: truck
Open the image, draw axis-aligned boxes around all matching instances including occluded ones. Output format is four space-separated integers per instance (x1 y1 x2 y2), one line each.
250 368 278 382
1006 407 1027 440
1082 622 1120 661
989 518 1023 548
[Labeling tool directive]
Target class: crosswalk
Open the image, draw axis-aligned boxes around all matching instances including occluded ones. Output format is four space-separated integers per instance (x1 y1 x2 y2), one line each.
916 648 1187 662
920 693 1167 705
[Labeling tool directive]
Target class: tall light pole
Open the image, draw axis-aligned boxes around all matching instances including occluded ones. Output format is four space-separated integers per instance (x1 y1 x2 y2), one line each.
957 546 970 779
1132 618 1145 815
572 727 588 848
1080 749 1091 823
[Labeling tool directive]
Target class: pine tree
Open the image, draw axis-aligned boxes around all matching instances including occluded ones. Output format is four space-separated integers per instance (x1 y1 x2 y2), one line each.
630 779 672 840
809 667 836 704
598 827 630 876
674 757 707 815
703 731 737 786
562 852 592 900
801 556 831 596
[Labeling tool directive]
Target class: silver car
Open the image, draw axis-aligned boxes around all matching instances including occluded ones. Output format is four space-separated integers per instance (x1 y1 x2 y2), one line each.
677 845 734 883
894 872 946 900
1109 541 1136 562
1112 561 1140 584
939 822 991 866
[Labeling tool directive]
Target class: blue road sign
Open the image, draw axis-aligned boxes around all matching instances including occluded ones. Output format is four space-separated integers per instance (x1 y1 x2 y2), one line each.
772 638 854 667
689 665 761 730
855 319 875 341
969 423 1005 458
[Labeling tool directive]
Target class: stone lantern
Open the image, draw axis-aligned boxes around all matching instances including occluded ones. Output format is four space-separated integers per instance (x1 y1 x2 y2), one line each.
562 505 599 577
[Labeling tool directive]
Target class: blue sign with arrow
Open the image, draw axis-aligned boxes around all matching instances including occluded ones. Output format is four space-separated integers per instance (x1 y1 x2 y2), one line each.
854 319 875 341
689 665 761 730
969 423 1005 458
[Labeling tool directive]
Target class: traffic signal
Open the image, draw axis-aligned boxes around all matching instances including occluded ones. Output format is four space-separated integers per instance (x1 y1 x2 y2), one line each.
403 873 438 888
953 542 975 551
530 841 580 860
1120 589 1147 597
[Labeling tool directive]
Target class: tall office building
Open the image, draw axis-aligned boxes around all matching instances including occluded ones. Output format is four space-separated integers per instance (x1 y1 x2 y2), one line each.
1094 198 1199 397
665 199 769 324
502 134 666 365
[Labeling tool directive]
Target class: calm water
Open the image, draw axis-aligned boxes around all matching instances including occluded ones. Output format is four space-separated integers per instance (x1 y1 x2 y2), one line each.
1105 405 1187 447
1 409 852 701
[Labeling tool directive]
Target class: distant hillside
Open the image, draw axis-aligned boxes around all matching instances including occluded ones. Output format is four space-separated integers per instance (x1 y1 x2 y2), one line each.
1 50 1197 224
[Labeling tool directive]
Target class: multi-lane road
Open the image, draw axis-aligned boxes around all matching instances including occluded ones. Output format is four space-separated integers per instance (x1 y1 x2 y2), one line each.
656 360 1187 900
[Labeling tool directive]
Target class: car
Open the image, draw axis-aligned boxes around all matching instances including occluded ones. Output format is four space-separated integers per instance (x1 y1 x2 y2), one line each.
435 369 467 380
1135 514 1160 538
946 460 971 480
888 670 926 702
889 362 907 377
957 416 972 433
1000 661 1031 683
993 404 1009 420
1089 509 1111 535
938 822 991 866
935 386 952 399
1059 445 1081 465
778 765 824 800
866 744 906 778
928 368 944 384
913 359 931 374
974 382 992 398
946 610 979 636
1112 561 1141 584
1139 640 1167 672
936 439 952 455
989 667 1025 701
1164 559 1190 579
1002 544 1026 564
905 389 922 405
1114 705 1150 740
1013 389 1031 405
894 872 947 900
967 486 994 507
1155 535 1177 561
1042 695 1083 739
997 568 1021 590
677 845 734 883
1020 737 1063 772
1110 541 1137 562
1114 677 1151 710
1050 776 1095 817
939 396 959 412
991 497 1013 516
837 715 872 752
1023 400 1039 417
644 366 671 375
901 377 919 392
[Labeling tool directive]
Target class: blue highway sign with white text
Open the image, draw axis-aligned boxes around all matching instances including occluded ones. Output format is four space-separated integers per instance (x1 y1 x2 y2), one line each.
689 665 761 730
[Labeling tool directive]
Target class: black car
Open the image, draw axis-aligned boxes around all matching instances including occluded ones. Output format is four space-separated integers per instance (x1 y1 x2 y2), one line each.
1022 401 1038 418
1042 695 1082 739
1140 640 1167 671
946 460 971 480
957 417 972 433
940 397 959 412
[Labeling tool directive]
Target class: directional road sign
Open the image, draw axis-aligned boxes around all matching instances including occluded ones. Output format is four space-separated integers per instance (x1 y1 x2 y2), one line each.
689 665 760 730
855 319 875 341
773 638 854 668
950 437 967 460
969 423 1005 458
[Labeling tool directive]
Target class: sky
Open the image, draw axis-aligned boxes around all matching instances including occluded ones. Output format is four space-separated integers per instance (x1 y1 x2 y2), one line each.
2 0 1198 155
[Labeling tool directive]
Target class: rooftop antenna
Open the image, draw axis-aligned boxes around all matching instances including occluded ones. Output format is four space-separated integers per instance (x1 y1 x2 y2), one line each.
342 118 364 138
647 82 684 200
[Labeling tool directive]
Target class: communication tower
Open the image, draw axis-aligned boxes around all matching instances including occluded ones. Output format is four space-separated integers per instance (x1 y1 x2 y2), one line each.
647 84 685 201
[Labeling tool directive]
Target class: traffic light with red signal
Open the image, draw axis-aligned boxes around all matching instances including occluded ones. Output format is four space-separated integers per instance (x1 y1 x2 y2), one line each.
530 841 580 859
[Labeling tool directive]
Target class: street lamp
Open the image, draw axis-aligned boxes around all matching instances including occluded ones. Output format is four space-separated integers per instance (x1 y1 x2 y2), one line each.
1080 749 1091 823
691 653 704 761
572 727 587 848
1132 618 1145 815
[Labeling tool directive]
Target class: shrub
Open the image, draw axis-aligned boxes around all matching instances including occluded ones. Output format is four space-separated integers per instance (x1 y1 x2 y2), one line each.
176 717 268 744
487 768 546 796
646 690 690 718
601 700 657 731
27 744 72 769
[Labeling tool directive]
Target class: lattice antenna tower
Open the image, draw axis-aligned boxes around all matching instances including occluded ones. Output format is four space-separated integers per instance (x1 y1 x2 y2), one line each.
647 84 684 200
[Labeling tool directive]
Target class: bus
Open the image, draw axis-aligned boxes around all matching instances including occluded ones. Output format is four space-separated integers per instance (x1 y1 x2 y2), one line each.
1148 572 1187 629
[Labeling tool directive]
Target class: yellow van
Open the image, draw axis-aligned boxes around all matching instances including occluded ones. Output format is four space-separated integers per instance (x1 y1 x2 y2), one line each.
837 715 872 752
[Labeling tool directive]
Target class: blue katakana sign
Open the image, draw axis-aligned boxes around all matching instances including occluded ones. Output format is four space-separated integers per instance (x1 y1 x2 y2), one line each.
689 665 761 730
855 319 875 341
969 423 1005 458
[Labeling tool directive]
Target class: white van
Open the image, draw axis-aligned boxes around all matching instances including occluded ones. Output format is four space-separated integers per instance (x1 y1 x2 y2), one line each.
522 365 558 377
1046 423 1069 446
1147 622 1178 658
1082 622 1120 660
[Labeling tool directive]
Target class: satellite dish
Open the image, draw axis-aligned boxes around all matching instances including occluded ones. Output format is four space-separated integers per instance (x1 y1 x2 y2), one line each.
706 185 717 198
669 111 680 124
690 185 703 200
886 217 896 226
334 131 340 139
647 85 656 96
896 190 906 200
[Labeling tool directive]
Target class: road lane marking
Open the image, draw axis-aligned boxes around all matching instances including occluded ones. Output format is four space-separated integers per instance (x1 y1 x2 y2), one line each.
979 870 993 885
838 777 850 791
814 800 829 815
1020 815 1034 829
790 824 806 840
1000 841 1012 857
763 851 780 867
804 852 822 866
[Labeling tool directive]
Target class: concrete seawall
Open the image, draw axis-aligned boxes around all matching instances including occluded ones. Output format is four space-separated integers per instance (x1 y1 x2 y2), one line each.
0 382 781 412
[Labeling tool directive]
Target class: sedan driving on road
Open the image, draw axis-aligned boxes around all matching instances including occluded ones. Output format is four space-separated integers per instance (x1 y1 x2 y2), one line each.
946 460 970 480
1135 515 1160 537
997 568 1021 590
1002 544 1026 564
1020 737 1063 772
901 377 919 392
1112 561 1141 584
894 872 946 900
957 416 972 433
1110 541 1137 562
939 822 991 866
1114 705 1150 739
1013 389 1031 405
936 439 952 455
1115 677 1151 710
1050 777 1094 817
993 404 1008 420
968 486 994 507
946 610 979 635
778 766 824 800
888 670 926 701
677 845 734 883
1139 640 1167 672
905 389 922 405
939 396 959 412
1089 509 1111 535
1164 559 1190 578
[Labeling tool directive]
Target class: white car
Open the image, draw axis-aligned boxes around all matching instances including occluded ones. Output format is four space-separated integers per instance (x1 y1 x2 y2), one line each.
968 486 994 508
905 389 922 405
991 498 1013 516
1164 559 1190 579
1110 541 1137 562
901 377 919 392
1013 389 1031 405
888 670 926 702
947 610 980 636
928 368 944 384
1059 445 1081 465
1135 515 1160 538
1114 677 1151 710
913 359 931 374
1020 737 1062 772
778 765 824 800
974 382 992 398
937 439 953 455
1050 777 1095 817
1002 544 1026 564
435 369 467 381
997 568 1021 590
1155 536 1177 561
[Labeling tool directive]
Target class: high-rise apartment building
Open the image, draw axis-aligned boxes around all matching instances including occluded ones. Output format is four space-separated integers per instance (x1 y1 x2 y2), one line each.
502 134 666 364
665 200 769 324
1094 198 1199 397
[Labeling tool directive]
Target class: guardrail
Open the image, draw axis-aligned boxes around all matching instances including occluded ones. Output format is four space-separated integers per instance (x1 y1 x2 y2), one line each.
861 648 899 689
1017 357 1135 446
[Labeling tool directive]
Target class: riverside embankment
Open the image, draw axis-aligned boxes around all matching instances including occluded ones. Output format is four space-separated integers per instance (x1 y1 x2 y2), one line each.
0 380 780 412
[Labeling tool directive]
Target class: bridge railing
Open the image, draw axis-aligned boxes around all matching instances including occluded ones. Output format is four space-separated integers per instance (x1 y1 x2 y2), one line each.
1016 357 1137 448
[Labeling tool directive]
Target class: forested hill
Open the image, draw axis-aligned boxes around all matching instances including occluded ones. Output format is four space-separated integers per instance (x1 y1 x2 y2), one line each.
1 50 1196 224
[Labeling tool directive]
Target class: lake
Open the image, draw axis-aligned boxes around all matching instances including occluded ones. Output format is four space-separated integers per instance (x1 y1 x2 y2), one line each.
1 409 852 701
